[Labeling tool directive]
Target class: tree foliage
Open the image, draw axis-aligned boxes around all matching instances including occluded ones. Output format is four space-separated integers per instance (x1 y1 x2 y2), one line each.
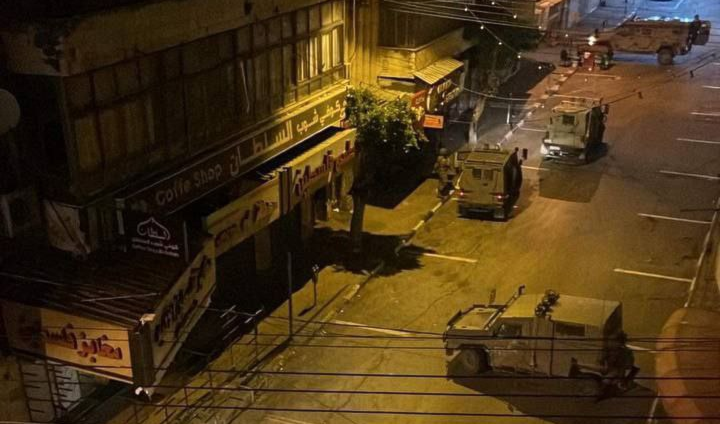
345 87 424 190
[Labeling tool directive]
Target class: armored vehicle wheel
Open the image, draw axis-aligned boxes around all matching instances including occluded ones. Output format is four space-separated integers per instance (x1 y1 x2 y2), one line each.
657 48 674 65
458 348 488 374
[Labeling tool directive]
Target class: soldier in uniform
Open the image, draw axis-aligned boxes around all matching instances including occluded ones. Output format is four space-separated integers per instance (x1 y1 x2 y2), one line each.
434 148 452 198
689 15 702 45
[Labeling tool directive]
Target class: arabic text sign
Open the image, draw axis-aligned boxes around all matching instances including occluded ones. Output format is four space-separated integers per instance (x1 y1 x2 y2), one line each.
1 301 133 381
125 213 185 259
121 89 348 214
423 114 445 129
283 132 356 214
150 240 216 371
204 179 281 256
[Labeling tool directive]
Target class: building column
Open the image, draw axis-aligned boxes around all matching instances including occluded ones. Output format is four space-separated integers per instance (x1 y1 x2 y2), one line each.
254 226 272 272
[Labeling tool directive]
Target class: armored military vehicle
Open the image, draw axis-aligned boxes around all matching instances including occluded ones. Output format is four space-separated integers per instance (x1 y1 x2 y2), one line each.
587 14 711 65
444 286 637 393
541 98 608 163
454 145 524 220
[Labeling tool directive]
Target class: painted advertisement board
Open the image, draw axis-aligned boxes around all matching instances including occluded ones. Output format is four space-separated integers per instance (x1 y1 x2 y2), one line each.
1 301 133 382
149 240 216 372
203 179 281 256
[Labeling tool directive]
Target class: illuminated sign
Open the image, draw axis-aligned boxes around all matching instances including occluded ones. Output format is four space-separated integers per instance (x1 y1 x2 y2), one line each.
281 132 356 214
204 180 281 256
149 240 216 371
1 302 133 382
119 89 348 214
424 114 445 129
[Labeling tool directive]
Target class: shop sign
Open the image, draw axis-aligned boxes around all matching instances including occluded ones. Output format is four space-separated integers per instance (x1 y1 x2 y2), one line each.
1 301 133 381
424 114 445 129
119 89 348 214
281 135 355 214
150 240 216 371
426 72 462 113
203 180 281 256
123 213 186 260
410 90 428 129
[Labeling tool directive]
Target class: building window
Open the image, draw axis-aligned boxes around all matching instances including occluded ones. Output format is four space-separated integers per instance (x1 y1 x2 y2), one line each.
297 9 308 35
309 36 319 79
297 40 309 82
64 1 344 186
254 52 269 118
556 322 585 338
73 115 101 172
331 27 342 67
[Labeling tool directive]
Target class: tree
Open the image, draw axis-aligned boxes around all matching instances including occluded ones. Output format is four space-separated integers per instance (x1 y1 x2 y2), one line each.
345 87 423 253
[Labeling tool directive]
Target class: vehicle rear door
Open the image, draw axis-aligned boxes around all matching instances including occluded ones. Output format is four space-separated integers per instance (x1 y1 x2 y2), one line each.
694 21 711 45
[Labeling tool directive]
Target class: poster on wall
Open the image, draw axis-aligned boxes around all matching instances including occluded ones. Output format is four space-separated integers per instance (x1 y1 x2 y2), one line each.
44 201 90 256
0 301 134 382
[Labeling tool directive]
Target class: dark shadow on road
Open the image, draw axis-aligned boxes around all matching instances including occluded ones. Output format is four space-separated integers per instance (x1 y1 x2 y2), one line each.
311 226 434 277
447 355 658 424
538 159 604 203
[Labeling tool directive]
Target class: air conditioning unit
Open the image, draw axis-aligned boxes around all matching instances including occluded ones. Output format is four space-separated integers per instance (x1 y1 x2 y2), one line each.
0 187 40 238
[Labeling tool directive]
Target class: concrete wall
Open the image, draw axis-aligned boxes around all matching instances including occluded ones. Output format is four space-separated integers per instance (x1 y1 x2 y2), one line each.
0 355 29 422
2 0 328 76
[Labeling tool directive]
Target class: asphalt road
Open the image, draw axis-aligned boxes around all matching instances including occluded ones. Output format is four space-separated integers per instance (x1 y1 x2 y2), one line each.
181 2 720 424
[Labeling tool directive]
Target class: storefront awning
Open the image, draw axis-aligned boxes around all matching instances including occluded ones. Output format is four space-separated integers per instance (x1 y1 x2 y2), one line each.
656 308 720 424
413 58 464 85
0 231 216 386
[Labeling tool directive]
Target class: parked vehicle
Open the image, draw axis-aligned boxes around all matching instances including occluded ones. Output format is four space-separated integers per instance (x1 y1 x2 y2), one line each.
541 98 608 163
454 145 525 220
584 14 711 65
444 286 637 395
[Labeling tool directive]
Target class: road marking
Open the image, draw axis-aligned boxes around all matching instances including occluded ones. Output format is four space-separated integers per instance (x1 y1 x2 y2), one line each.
521 165 546 171
659 170 720 181
638 213 711 225
331 320 414 337
420 252 478 264
677 137 720 145
691 111 720 117
575 73 621 79
614 268 693 283
517 127 546 132
703 85 720 90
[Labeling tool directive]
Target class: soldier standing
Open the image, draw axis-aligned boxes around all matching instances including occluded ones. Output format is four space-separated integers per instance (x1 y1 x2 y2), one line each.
434 148 452 198
689 15 702 45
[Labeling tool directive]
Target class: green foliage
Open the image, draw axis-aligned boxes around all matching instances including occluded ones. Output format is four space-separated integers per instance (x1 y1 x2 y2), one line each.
345 87 425 189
